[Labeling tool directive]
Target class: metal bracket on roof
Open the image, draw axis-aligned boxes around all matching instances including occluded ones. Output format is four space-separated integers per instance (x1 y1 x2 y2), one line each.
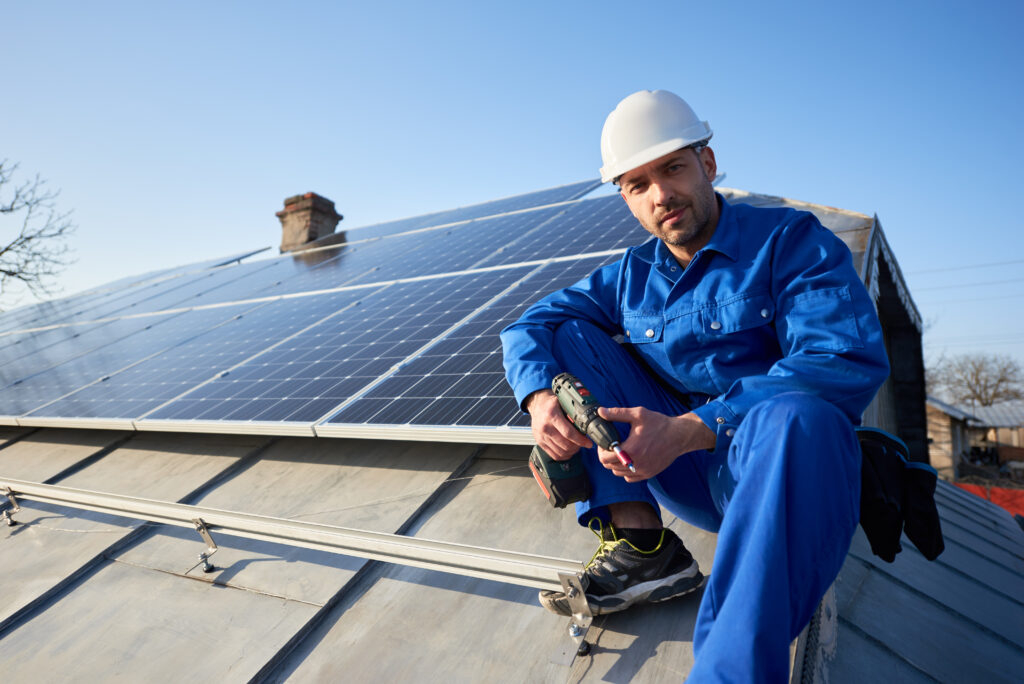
2 487 20 527
192 518 218 573
550 572 594 664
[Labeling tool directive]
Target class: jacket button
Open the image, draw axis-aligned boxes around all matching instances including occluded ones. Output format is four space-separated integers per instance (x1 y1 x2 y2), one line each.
761 308 770 318
645 328 655 338
716 417 725 424
710 321 722 330
625 330 631 337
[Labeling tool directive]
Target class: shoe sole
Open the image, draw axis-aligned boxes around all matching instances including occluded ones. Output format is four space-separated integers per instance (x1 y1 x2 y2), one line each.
539 563 705 616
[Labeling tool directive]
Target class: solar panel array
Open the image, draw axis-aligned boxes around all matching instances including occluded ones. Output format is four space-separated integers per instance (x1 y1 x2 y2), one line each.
0 179 650 443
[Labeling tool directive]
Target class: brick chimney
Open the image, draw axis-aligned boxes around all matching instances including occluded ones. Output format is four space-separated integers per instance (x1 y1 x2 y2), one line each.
276 192 343 252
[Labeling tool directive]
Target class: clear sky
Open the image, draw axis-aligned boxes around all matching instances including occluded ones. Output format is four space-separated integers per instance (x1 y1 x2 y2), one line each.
4 1 1023 370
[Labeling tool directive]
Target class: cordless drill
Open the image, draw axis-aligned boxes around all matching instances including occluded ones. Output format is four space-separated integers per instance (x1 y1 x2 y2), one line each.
528 372 635 508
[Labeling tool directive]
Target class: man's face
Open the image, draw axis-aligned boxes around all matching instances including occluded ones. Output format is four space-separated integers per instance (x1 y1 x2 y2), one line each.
618 146 719 261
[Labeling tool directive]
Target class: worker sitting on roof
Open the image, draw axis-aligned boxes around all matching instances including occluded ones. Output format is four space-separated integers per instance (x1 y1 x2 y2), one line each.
500 90 890 682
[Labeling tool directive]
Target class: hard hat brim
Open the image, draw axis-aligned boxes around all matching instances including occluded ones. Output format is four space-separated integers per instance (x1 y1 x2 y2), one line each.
599 125 712 184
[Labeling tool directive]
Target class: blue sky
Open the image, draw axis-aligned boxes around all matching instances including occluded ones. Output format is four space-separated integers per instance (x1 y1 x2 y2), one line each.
3 1 1023 368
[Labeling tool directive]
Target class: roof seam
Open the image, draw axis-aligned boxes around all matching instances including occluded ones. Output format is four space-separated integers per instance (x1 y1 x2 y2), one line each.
846 555 1024 651
837 617 942 681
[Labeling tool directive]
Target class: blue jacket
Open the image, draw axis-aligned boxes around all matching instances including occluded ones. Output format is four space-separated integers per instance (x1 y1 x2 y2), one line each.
500 195 890 437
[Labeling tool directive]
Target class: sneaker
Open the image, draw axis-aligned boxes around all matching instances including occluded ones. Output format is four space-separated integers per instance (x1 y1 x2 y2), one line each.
539 519 704 616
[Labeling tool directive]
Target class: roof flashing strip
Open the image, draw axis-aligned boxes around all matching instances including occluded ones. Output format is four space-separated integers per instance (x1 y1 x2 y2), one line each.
0 477 580 591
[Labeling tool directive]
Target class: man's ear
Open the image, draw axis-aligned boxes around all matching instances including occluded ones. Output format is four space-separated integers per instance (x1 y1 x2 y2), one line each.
700 146 718 181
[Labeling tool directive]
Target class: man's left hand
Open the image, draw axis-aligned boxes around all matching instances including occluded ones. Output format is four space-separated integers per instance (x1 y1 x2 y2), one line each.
597 407 716 482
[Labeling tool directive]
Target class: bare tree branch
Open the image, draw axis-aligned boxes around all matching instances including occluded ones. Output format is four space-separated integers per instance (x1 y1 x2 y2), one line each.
928 352 1024 407
0 159 77 305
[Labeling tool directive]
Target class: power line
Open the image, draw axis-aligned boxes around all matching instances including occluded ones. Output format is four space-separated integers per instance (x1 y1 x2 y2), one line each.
906 258 1024 275
913 277 1024 292
915 292 1024 305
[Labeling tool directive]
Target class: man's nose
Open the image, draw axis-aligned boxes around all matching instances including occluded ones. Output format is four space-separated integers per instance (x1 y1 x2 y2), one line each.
650 180 675 205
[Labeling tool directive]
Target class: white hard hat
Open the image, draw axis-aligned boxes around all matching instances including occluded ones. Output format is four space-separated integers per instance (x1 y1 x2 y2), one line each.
599 90 713 184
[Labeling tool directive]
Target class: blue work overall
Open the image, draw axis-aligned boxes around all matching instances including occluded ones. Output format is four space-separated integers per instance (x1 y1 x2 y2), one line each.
553 318 861 683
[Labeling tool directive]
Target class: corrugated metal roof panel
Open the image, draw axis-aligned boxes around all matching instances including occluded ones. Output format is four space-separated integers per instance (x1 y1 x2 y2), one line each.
966 399 1024 428
3 433 1023 681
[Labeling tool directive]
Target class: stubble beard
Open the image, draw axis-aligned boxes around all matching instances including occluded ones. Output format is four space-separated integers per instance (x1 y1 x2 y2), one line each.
646 184 717 249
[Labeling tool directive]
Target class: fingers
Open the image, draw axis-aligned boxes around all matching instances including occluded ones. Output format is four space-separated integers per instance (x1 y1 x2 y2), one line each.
527 390 592 460
596 447 642 480
540 414 592 460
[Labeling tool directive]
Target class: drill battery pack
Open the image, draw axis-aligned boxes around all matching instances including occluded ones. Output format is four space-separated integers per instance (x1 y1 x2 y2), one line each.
528 445 591 509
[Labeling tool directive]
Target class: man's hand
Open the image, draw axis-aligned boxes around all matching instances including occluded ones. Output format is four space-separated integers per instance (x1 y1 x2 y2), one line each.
525 389 593 460
596 407 716 482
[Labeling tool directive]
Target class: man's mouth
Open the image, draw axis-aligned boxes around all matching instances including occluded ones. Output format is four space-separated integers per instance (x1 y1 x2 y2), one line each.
660 207 686 227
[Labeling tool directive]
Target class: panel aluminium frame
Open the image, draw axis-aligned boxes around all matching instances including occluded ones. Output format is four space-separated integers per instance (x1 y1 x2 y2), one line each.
0 477 582 592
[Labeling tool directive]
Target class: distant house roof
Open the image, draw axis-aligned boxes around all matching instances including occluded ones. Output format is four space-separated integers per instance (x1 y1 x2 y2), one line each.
967 399 1024 428
927 395 979 423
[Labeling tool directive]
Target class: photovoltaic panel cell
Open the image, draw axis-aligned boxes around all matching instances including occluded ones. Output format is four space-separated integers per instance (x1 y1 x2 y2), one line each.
0 248 268 333
0 305 258 418
326 254 622 429
473 194 648 268
27 290 378 421
24 268 241 328
78 247 269 296
343 179 599 241
429 179 600 226
0 318 152 389
311 207 566 290
68 259 287 322
145 267 530 425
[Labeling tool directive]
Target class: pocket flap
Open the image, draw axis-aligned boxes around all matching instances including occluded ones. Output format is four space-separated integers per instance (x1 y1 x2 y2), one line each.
701 293 774 335
622 316 664 344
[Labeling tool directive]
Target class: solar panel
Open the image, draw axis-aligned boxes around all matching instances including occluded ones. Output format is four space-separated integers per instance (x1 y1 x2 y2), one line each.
78 247 270 295
25 291 374 422
323 255 620 433
1 305 258 420
0 248 269 333
0 179 640 443
473 194 649 268
343 179 599 241
140 267 530 427
0 318 151 389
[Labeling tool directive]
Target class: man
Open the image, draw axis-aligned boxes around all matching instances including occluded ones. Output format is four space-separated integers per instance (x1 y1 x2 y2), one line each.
500 90 890 681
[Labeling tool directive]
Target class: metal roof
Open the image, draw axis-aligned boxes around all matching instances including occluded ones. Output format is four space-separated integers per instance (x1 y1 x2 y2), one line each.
1 186 1019 681
927 395 979 423
1 427 1022 682
965 399 1024 428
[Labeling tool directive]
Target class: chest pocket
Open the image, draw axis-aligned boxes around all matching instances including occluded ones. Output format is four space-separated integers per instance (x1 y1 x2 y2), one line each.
699 292 775 335
622 315 664 344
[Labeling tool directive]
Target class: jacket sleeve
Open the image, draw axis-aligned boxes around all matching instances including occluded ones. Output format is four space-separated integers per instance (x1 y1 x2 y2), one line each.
691 214 891 431
500 261 624 409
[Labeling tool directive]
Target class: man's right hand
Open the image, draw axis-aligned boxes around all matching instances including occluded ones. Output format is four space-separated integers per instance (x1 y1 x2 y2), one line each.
525 389 593 460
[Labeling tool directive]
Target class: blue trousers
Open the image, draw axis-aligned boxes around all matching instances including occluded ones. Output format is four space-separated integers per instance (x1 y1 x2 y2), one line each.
551 321 861 683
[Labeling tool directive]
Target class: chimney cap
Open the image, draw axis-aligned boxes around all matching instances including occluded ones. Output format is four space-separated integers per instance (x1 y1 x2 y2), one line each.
276 192 342 219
